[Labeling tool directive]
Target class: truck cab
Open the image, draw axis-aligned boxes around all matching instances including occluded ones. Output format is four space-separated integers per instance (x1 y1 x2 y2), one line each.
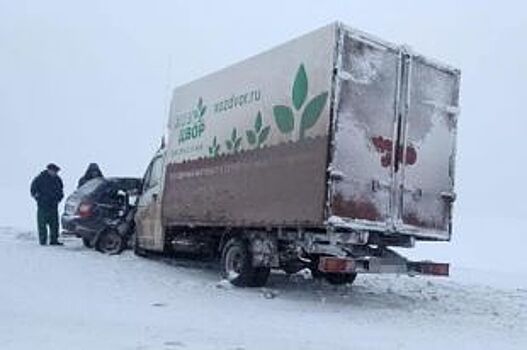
135 149 165 252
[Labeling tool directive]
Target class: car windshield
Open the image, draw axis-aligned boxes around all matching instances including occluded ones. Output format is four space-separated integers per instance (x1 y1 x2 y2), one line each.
76 178 105 195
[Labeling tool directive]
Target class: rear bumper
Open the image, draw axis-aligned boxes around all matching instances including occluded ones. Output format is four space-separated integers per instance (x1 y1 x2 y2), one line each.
318 256 449 277
61 215 100 240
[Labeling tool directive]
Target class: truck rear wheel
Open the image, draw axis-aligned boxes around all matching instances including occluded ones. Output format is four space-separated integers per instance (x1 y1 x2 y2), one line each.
221 237 270 287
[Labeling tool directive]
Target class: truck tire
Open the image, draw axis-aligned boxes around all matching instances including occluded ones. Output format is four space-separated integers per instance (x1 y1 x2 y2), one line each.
324 272 357 286
95 230 125 255
221 237 270 287
82 237 93 248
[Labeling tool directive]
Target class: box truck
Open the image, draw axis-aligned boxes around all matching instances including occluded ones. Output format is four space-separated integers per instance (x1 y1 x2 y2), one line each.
134 22 460 287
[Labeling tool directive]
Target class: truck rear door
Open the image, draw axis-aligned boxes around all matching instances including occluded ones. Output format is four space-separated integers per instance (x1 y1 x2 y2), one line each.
329 26 460 240
396 55 460 239
330 30 400 232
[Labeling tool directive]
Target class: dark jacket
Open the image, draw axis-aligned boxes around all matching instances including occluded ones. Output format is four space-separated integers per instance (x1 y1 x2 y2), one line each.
78 163 103 188
30 170 64 209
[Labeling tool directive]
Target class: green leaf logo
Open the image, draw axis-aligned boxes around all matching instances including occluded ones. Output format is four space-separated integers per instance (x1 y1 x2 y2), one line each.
273 64 328 140
273 105 294 134
258 126 270 145
225 127 242 153
292 64 308 110
246 111 271 148
195 97 207 118
234 138 241 150
255 112 263 132
208 136 220 157
300 92 328 140
246 130 257 145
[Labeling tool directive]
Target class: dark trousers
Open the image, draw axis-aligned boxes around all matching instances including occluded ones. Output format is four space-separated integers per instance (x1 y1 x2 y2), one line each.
37 206 59 245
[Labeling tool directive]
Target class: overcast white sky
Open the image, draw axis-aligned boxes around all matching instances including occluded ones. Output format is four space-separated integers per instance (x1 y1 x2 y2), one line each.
1 1 525 270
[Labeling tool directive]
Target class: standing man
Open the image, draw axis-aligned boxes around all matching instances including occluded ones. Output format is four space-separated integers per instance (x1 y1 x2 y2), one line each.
30 163 64 246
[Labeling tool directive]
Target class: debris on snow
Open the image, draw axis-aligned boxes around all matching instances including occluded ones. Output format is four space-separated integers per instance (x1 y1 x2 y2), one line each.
261 288 279 299
215 279 234 290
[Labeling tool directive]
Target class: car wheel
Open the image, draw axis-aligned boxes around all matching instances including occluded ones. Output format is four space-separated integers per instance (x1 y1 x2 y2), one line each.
221 237 270 287
96 230 125 255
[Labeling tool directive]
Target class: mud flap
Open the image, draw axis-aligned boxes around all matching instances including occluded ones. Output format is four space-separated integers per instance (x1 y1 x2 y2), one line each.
317 253 449 276
248 233 279 268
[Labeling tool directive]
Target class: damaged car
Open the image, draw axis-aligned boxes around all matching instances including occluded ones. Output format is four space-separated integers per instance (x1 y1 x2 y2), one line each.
62 177 142 254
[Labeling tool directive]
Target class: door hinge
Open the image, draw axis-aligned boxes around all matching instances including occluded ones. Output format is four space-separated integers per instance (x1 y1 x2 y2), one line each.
440 191 456 202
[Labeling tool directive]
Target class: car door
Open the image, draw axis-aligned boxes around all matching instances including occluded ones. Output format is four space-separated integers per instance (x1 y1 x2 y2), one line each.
135 155 165 251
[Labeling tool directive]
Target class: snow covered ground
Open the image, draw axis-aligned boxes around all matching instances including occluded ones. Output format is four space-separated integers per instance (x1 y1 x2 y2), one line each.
0 226 526 350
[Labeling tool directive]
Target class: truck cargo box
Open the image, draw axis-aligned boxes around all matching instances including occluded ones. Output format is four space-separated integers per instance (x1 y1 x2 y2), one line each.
162 22 460 241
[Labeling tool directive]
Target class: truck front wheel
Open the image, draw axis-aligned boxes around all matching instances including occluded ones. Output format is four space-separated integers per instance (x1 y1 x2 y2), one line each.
221 237 270 287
